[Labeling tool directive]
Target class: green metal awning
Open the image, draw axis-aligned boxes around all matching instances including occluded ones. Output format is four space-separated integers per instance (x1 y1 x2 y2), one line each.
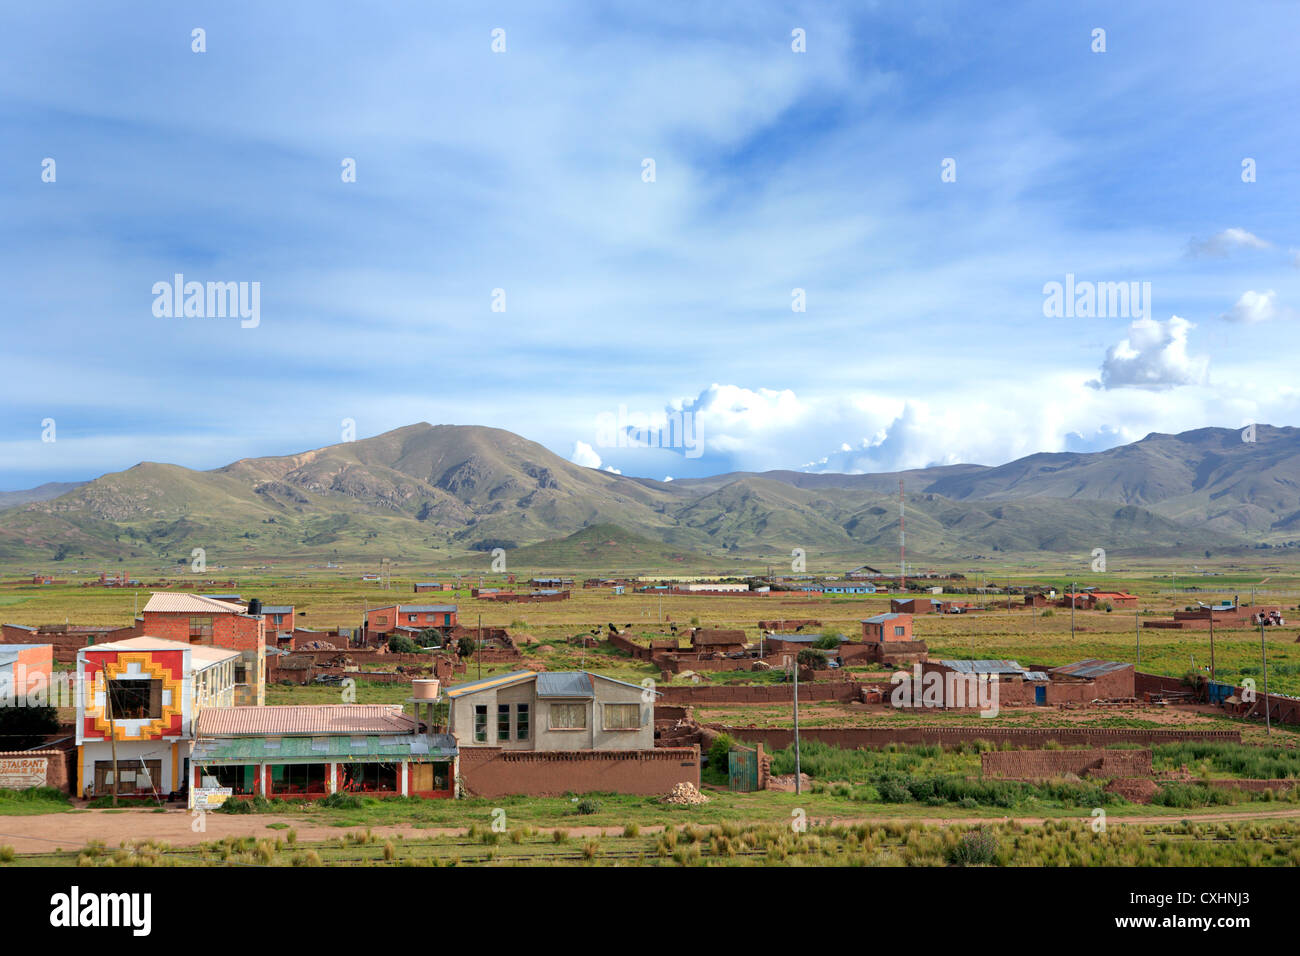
191 733 457 764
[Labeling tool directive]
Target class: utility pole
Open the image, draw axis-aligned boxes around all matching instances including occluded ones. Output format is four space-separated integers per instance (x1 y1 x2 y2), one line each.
1209 613 1216 682
1070 581 1076 640
105 671 119 807
792 655 802 795
1260 619 1271 736
1135 607 1141 666
477 613 482 680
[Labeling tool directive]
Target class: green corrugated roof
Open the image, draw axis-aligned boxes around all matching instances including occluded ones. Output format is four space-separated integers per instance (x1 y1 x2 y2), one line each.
191 733 456 763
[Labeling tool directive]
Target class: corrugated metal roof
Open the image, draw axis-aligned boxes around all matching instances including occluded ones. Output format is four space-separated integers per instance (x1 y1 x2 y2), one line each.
260 605 293 614
1023 671 1051 682
445 671 536 698
861 613 902 624
197 705 415 736
537 672 593 698
395 605 457 613
143 592 243 614
191 732 457 762
938 659 1027 675
1051 659 1132 679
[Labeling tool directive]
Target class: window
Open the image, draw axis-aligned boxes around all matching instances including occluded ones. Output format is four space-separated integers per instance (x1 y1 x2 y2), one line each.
893 626 906 637
549 702 587 730
603 703 641 731
202 765 256 795
408 614 418 623
340 762 399 793
516 704 529 740
498 704 511 741
94 759 162 796
270 764 328 795
107 678 161 720
189 616 213 642
234 662 247 685
474 704 488 742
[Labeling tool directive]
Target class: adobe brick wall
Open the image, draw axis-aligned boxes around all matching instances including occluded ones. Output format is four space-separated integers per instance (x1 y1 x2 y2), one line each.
981 748 1152 780
717 725 1241 750
2 625 136 664
0 749 73 794
458 746 700 797
656 681 862 706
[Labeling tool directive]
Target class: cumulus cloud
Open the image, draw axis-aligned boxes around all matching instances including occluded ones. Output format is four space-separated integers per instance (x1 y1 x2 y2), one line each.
1088 316 1210 390
1220 289 1295 324
1186 227 1271 258
569 441 603 469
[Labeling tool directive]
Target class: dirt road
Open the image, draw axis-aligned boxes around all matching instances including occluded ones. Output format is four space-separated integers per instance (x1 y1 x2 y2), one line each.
4 805 1300 856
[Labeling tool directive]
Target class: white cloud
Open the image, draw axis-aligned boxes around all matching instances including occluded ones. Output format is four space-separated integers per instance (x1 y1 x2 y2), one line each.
1220 289 1295 324
1089 316 1210 390
569 441 603 469
1187 227 1271 257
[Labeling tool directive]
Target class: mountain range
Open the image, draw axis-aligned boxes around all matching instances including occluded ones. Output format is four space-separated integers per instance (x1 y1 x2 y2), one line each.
0 423 1296 567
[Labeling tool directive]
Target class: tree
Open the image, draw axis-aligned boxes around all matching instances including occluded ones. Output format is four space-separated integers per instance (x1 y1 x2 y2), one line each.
416 628 442 648
388 634 419 654
457 635 477 658
797 648 828 670
0 705 59 750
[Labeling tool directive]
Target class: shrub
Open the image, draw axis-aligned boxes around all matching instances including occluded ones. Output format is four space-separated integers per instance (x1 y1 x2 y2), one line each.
388 635 420 654
948 827 999 866
576 798 601 815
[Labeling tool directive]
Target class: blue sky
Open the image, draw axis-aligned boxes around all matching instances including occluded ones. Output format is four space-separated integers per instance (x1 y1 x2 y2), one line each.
2 1 1298 488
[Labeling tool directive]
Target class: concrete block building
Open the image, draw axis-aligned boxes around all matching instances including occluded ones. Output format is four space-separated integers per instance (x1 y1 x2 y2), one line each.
75 636 239 798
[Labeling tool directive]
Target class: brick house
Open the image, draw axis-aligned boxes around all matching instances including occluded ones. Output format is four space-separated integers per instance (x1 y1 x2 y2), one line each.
0 643 54 701
862 612 913 642
141 592 266 704
365 604 458 643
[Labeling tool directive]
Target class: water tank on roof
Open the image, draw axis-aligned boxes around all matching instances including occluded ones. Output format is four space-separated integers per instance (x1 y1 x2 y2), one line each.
247 598 263 616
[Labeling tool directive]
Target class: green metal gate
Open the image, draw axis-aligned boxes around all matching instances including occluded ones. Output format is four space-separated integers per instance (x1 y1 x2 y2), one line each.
728 748 758 792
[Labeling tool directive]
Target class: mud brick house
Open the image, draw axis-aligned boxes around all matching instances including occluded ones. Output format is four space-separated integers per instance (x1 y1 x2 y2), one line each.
413 582 445 593
140 592 266 704
364 604 458 643
189 703 457 805
0 643 54 701
689 628 748 655
1060 590 1138 610
891 597 936 614
915 658 1136 708
260 605 295 633
445 670 698 797
1048 659 1135 698
862 612 913 642
75 636 240 798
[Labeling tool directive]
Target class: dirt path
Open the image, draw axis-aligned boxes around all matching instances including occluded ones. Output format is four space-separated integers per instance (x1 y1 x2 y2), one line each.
5 805 1300 856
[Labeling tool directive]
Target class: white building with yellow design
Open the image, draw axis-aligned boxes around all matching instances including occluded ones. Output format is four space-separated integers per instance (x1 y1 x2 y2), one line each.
75 636 238 799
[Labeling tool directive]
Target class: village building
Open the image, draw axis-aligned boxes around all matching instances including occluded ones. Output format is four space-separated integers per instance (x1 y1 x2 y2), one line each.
862 612 914 642
75 636 240 799
140 592 266 704
189 702 457 804
0 643 54 701
363 604 458 643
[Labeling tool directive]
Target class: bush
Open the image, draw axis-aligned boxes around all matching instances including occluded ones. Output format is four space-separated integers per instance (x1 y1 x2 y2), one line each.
456 636 477 658
797 649 828 670
388 635 420 654
948 827 999 866
576 798 601 815
320 792 366 810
